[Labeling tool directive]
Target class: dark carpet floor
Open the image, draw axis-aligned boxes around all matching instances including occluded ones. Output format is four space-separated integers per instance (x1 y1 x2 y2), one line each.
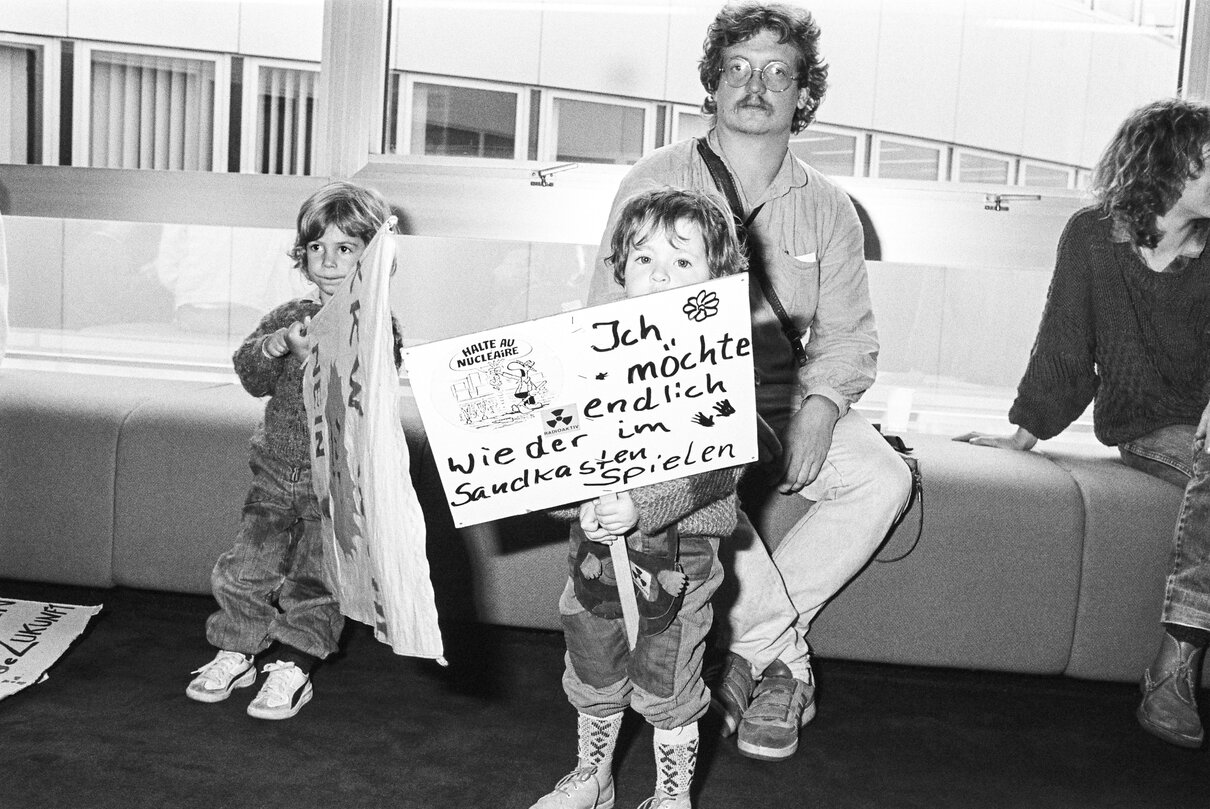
0 579 1206 809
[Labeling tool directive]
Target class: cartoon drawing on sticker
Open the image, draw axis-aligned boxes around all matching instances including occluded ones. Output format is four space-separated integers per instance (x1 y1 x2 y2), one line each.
442 337 558 430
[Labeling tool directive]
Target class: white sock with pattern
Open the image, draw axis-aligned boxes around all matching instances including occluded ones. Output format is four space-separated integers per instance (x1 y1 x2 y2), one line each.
652 722 699 798
577 711 623 776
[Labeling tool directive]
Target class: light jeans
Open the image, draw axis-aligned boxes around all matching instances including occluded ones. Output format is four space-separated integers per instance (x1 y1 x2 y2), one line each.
719 387 913 680
1119 424 1210 633
206 445 343 660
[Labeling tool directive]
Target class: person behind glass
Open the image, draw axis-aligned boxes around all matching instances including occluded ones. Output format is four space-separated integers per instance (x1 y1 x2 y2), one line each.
531 188 748 809
586 2 912 762
185 181 403 721
956 98 1210 749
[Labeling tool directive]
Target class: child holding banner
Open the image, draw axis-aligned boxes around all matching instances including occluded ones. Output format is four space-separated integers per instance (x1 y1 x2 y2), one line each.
186 181 402 720
531 188 750 809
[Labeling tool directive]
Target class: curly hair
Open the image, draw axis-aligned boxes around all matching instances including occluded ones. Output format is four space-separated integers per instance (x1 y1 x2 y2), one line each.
1092 98 1210 248
605 187 748 287
289 181 394 271
698 2 829 135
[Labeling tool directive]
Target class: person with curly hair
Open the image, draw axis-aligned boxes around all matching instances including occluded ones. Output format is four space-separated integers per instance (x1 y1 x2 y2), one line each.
587 2 913 763
186 181 404 721
956 97 1210 748
530 187 750 809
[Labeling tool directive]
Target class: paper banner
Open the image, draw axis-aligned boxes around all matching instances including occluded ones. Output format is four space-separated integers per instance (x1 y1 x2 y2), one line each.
0 599 101 700
304 220 445 662
404 274 756 527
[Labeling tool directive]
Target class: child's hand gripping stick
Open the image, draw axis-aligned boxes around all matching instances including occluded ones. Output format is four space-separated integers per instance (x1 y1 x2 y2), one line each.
597 493 640 652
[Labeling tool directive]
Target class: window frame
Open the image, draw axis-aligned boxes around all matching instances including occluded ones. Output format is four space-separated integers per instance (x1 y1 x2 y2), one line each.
790 122 866 178
870 133 948 182
952 146 1016 185
391 72 529 162
4 0 1207 227
239 56 321 175
669 103 708 144
71 39 231 172
1017 159 1077 189
536 88 658 165
0 32 61 166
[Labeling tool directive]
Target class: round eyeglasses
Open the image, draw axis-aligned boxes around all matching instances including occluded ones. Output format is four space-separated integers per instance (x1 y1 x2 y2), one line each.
718 56 797 92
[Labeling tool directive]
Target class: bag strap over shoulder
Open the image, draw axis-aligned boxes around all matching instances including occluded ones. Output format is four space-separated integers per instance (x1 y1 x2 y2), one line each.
695 137 807 368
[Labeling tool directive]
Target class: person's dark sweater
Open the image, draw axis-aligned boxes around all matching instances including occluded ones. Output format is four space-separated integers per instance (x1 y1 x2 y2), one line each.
1009 206 1210 446
233 297 403 467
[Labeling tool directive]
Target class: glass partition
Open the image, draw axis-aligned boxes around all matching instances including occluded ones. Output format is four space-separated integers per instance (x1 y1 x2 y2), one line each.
2 212 1093 443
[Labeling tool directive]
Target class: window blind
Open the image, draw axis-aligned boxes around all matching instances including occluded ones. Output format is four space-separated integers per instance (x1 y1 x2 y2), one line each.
0 44 34 164
89 50 215 171
257 65 316 175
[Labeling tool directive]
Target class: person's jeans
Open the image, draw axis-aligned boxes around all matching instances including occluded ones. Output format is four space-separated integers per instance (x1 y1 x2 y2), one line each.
206 445 344 660
560 534 722 730
1119 424 1210 633
718 387 913 680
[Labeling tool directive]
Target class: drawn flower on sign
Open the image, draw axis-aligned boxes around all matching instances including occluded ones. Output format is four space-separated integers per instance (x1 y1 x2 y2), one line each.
683 290 720 322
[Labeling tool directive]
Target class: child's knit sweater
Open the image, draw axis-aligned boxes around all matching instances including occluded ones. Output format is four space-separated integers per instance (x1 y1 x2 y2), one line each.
548 466 743 540
233 297 404 467
234 299 322 467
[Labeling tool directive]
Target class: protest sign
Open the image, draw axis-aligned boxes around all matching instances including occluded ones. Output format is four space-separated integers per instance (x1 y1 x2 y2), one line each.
0 599 101 700
404 274 756 528
304 219 444 663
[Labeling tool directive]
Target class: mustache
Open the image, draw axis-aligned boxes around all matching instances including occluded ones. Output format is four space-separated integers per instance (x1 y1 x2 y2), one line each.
735 94 772 111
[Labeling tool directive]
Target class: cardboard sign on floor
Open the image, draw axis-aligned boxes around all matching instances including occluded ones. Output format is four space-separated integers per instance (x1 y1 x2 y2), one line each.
0 599 101 700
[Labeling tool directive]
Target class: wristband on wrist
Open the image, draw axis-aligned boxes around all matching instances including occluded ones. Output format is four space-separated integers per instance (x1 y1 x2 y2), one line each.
261 331 284 358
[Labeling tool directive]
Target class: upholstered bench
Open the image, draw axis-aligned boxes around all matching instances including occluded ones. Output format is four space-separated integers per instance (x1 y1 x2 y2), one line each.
0 368 1192 683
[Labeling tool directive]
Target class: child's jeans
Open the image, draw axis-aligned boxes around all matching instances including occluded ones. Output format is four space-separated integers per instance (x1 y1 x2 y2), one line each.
1119 424 1210 633
205 445 343 660
559 533 722 731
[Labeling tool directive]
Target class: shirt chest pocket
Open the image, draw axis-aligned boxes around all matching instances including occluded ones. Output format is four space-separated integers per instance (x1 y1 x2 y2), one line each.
760 249 820 325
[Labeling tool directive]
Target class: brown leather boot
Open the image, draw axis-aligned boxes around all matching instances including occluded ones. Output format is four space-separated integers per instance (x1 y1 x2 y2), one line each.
1137 632 1206 748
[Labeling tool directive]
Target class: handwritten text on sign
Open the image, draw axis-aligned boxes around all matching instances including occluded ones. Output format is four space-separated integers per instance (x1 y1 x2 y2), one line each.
0 599 101 700
404 274 756 527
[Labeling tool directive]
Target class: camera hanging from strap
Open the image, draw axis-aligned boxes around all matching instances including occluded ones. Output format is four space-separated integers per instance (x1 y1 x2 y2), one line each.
696 138 807 368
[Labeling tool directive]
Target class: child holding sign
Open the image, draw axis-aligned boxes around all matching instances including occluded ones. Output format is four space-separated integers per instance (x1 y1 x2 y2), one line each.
186 181 402 720
530 188 749 809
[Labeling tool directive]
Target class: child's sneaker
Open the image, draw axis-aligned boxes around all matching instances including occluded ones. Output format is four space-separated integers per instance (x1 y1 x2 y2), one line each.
186 650 256 703
246 661 313 720
528 766 614 809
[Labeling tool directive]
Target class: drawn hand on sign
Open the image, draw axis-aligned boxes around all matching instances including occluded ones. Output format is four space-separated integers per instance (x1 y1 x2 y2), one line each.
692 412 716 427
713 399 736 417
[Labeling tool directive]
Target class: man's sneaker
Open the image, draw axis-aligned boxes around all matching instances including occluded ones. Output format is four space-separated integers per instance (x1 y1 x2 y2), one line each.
528 766 615 809
186 650 256 703
737 660 816 761
708 652 754 737
246 661 313 720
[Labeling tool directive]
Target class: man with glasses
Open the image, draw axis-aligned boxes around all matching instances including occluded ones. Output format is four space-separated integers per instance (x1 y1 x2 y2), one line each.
587 2 912 763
